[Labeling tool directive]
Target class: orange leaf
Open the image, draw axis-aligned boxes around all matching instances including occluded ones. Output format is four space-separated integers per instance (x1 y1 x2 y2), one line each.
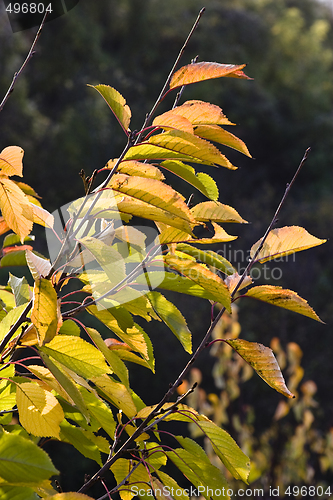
170 62 251 89
0 176 33 242
153 111 194 134
167 100 234 126
225 338 294 398
250 226 326 263
194 125 252 157
0 146 24 177
0 216 10 236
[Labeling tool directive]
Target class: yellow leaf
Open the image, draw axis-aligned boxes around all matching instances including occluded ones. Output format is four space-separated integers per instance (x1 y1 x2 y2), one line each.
27 365 73 403
31 278 62 346
250 226 326 263
153 110 194 134
225 272 253 293
0 146 24 177
16 382 64 437
167 100 234 126
245 285 324 322
0 176 33 242
109 174 195 223
89 84 131 132
225 338 294 398
111 458 150 500
158 222 236 245
91 374 137 417
194 125 252 157
165 254 231 311
169 62 252 89
149 130 236 169
105 159 165 180
191 201 247 223
192 222 237 244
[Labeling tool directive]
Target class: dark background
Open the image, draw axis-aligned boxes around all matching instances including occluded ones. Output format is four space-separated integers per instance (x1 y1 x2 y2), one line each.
0 0 332 492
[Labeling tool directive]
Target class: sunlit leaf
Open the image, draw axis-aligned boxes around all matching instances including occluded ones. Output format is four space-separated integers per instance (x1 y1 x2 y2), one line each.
224 272 253 293
31 278 61 346
225 338 294 398
0 485 38 500
160 160 219 200
194 125 252 157
0 303 29 345
25 250 52 280
105 159 165 180
0 216 10 236
166 437 229 500
89 84 131 133
16 382 64 438
245 285 323 322
191 201 247 223
166 100 234 126
124 142 207 163
0 146 24 177
30 203 54 228
165 255 231 311
40 335 111 379
250 226 326 263
110 458 150 500
155 470 189 500
44 494 94 500
109 173 195 222
176 244 236 275
170 62 251 89
79 385 116 438
91 374 137 417
0 432 58 484
149 130 236 169
148 291 192 353
0 176 33 242
153 110 194 133
197 420 250 482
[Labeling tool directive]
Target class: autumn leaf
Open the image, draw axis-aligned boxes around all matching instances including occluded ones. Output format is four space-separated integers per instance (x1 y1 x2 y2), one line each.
170 62 251 89
0 146 24 177
153 110 194 134
194 125 252 157
191 201 247 223
0 176 33 242
166 100 234 126
31 278 62 346
250 226 326 263
89 84 131 133
245 285 324 322
105 159 165 180
225 338 294 398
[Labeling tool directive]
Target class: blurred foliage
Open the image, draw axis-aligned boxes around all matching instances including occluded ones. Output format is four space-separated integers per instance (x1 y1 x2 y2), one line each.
0 0 332 489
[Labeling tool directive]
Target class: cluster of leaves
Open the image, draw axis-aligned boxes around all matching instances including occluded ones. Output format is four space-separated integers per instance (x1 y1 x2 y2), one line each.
0 35 326 500
181 306 333 490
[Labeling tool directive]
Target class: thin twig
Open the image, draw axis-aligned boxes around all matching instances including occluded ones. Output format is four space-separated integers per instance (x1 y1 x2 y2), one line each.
135 8 205 144
0 11 49 113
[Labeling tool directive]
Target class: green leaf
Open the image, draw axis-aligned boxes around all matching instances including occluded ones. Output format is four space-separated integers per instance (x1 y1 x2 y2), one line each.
155 470 189 500
0 432 58 483
0 250 27 267
89 84 131 133
176 244 236 276
165 255 231 312
0 485 38 500
86 327 129 387
160 160 218 201
58 319 81 336
38 352 90 422
154 271 219 301
91 374 137 418
59 420 102 466
245 285 324 323
79 386 116 438
40 335 111 379
166 437 229 500
2 233 34 248
148 291 192 354
0 303 29 345
196 420 250 482
8 273 31 306
225 338 295 399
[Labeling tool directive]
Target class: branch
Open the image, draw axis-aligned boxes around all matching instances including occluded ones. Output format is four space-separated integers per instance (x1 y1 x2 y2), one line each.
0 11 49 113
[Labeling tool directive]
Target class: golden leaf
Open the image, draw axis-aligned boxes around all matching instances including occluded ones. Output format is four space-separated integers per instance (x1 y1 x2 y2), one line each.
0 146 24 177
170 62 252 89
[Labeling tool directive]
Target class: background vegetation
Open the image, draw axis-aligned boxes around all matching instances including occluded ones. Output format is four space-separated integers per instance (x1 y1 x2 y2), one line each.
1 0 332 492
